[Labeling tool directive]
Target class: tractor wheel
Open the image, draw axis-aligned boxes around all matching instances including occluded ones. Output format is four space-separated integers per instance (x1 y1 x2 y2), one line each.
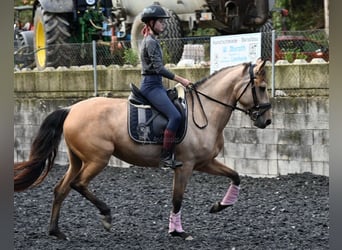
14 31 35 69
257 19 274 61
34 6 71 70
158 10 183 64
131 9 183 64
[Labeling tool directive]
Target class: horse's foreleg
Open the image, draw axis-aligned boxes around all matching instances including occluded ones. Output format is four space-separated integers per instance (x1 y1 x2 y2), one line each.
169 167 193 240
196 159 241 213
70 161 112 231
209 183 240 213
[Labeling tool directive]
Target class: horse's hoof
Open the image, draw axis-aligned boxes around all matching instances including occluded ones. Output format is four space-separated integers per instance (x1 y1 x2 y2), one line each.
209 201 232 213
49 230 69 240
100 214 112 231
169 231 193 240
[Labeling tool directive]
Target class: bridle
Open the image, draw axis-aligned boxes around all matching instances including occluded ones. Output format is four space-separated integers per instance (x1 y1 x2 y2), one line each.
188 63 272 129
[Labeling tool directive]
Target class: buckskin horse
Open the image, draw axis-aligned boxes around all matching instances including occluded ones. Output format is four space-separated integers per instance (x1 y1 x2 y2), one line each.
14 59 272 240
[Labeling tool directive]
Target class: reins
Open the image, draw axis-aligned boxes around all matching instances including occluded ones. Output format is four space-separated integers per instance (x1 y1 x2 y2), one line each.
187 63 270 129
188 81 249 129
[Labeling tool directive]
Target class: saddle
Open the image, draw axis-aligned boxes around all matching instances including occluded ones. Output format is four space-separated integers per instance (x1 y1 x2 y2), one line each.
127 83 188 144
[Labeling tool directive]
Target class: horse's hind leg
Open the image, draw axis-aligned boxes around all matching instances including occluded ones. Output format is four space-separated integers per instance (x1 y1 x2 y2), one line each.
196 159 241 213
49 150 82 240
69 160 112 231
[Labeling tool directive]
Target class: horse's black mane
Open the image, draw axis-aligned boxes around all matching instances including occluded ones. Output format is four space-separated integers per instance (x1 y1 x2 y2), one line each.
193 62 250 87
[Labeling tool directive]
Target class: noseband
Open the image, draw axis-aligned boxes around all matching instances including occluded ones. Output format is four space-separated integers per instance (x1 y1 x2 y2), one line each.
235 63 272 121
188 63 272 129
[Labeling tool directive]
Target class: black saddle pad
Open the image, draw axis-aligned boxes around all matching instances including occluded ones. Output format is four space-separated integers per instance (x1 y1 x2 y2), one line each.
127 84 187 144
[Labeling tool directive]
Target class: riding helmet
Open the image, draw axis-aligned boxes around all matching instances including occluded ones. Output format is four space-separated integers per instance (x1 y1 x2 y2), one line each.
141 4 170 23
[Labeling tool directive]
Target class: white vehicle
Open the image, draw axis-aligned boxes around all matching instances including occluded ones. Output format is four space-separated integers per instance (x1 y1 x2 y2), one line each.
18 0 272 69
114 0 271 62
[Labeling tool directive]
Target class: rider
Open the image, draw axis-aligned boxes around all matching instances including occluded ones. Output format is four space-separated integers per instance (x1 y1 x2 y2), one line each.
139 4 191 169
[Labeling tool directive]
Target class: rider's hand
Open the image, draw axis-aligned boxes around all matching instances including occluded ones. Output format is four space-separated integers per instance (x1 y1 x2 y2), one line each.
182 79 192 87
174 75 191 87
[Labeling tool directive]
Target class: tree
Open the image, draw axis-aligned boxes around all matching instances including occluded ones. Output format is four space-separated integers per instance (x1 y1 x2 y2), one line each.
273 0 325 31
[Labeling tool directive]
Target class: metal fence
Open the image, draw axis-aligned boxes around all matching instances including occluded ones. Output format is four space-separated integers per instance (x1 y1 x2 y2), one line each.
14 29 329 96
14 36 211 69
262 29 329 63
14 29 328 70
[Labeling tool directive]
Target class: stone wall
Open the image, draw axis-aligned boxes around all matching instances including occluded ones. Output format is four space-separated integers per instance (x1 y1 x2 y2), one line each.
220 97 329 177
14 63 329 177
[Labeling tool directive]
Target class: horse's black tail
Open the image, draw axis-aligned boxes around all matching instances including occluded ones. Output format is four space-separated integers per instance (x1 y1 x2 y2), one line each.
14 108 70 192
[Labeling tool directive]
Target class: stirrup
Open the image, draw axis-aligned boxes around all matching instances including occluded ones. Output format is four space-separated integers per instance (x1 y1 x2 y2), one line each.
163 158 183 169
161 153 183 169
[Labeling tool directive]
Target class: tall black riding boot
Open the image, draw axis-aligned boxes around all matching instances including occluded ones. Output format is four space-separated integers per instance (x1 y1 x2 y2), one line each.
161 129 183 169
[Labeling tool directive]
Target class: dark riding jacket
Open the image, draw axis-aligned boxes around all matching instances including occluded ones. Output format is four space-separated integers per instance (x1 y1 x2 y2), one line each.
140 34 175 80
139 34 181 133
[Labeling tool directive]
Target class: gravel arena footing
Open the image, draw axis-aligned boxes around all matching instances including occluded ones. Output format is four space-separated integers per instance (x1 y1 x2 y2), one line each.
14 164 329 250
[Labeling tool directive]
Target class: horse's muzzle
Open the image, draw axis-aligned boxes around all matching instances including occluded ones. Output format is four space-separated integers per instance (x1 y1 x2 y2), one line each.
254 117 271 129
248 103 272 129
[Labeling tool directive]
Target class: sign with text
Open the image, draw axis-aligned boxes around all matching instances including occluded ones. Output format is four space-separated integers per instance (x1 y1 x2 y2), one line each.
210 33 261 74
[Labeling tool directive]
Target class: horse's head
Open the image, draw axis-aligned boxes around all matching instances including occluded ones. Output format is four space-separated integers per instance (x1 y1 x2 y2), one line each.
236 59 272 129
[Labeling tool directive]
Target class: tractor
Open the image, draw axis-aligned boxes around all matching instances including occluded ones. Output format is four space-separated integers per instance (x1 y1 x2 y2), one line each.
16 0 272 70
14 5 35 69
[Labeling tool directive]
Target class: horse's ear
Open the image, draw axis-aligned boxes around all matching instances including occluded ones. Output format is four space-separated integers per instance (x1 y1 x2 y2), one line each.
254 58 266 74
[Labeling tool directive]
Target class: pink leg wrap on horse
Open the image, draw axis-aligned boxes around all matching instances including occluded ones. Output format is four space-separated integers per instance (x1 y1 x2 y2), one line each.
168 211 184 233
221 184 240 206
